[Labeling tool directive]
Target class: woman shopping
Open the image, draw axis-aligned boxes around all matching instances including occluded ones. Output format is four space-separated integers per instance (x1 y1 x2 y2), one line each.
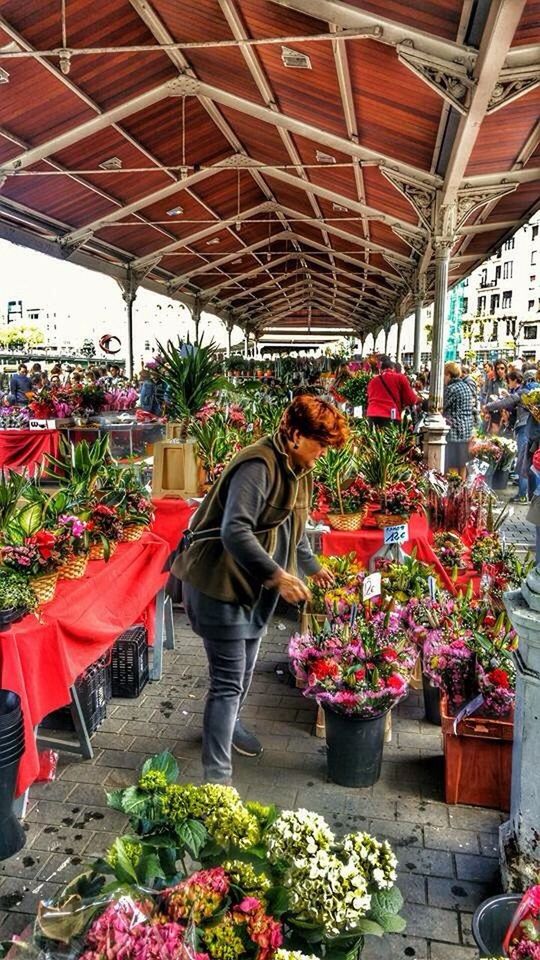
173 394 348 784
443 362 475 479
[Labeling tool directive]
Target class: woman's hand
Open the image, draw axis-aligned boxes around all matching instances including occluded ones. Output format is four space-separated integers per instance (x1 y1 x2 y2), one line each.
310 568 335 588
267 569 312 603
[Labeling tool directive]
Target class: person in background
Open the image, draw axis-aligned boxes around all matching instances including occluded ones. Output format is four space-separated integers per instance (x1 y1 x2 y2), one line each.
485 369 534 503
526 448 540 564
443 362 475 479
174 395 347 785
8 364 32 405
70 372 83 387
481 359 508 434
461 364 480 426
138 369 161 415
366 356 420 426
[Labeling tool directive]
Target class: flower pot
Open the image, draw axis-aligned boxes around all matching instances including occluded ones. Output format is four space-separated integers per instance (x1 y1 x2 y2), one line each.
441 694 513 809
422 674 441 726
29 572 58 606
0 690 25 861
120 523 146 542
327 507 368 531
0 607 27 632
323 706 388 787
89 542 117 562
472 893 520 956
58 554 88 580
491 468 510 491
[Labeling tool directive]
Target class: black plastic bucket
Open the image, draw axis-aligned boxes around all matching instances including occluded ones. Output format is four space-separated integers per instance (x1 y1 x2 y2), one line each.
422 674 442 726
0 690 25 861
472 893 520 956
492 469 510 491
0 691 21 730
323 707 387 787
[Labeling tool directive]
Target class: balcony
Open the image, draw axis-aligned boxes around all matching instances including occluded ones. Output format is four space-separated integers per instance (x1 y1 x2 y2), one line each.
479 280 499 289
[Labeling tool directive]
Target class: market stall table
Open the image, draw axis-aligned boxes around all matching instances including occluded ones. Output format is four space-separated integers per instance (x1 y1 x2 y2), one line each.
0 429 59 475
321 512 455 592
0 531 169 796
151 496 197 553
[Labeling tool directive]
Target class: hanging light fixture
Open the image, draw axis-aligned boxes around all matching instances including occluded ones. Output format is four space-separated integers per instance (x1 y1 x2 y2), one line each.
58 0 71 74
235 169 242 232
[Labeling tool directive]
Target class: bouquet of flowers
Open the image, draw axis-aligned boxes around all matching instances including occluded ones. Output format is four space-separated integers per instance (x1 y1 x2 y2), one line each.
339 370 372 409
500 885 540 959
469 437 504 467
377 482 418 519
472 609 517 717
289 611 416 717
103 386 139 411
520 387 540 422
423 628 475 707
433 531 467 569
73 383 106 415
490 435 517 471
376 550 439 603
309 554 365 615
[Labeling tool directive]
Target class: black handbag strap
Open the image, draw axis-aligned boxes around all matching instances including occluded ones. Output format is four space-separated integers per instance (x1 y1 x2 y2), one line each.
378 373 400 410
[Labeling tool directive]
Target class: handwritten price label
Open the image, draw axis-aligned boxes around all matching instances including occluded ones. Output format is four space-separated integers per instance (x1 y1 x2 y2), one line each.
383 524 408 545
362 572 381 601
29 419 48 430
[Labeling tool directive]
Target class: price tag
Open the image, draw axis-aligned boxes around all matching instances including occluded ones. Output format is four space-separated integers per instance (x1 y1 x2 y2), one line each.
29 419 48 430
383 524 408 545
428 576 437 600
353 405 363 418
362 571 381 601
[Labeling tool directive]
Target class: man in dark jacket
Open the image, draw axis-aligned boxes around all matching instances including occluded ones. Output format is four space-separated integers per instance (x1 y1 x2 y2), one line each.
8 365 32 404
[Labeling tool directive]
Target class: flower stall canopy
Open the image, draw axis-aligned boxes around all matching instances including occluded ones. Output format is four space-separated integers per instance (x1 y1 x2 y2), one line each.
0 1 538 339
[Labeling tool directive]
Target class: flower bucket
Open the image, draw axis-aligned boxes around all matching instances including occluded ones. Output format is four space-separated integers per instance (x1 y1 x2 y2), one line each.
120 524 146 543
375 513 410 528
422 674 441 726
0 608 27 632
59 554 88 580
327 507 368 532
472 894 520 956
491 468 510 491
89 542 117 562
323 706 388 787
30 572 58 606
0 690 26 861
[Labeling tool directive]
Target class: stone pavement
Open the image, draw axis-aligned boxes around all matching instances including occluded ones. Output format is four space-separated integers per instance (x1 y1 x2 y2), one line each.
0 612 505 960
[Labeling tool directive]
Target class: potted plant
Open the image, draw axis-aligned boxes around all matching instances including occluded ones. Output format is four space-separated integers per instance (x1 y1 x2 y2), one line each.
339 369 372 413
289 610 416 786
490 436 517 490
156 336 229 441
85 502 123 561
0 570 37 629
98 465 155 541
55 514 90 579
473 886 539 958
376 482 418 526
433 531 467 570
1 502 62 605
190 411 242 488
314 445 371 531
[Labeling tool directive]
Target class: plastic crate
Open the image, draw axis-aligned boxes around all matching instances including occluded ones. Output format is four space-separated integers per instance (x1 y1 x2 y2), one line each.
40 652 110 734
110 624 149 698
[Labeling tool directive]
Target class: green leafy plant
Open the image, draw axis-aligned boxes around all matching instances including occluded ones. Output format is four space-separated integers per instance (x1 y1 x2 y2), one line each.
45 435 111 496
155 336 229 439
0 570 37 613
190 412 240 485
0 469 29 529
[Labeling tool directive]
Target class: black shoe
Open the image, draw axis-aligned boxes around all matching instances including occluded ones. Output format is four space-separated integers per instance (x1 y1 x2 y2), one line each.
232 720 263 757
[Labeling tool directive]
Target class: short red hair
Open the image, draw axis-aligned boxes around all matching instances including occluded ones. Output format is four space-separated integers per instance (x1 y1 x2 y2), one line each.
279 394 349 447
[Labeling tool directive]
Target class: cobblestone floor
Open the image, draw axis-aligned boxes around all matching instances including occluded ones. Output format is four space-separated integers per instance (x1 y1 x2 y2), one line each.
0 611 507 960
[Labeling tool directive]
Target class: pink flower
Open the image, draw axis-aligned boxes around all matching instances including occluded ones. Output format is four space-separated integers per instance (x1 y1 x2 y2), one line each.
236 897 262 913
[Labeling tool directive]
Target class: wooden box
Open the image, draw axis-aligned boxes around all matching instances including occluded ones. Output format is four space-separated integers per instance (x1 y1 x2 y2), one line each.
441 695 513 810
165 421 185 441
151 440 200 498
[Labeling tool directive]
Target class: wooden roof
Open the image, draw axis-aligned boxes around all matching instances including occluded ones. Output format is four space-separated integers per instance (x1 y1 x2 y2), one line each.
0 0 538 339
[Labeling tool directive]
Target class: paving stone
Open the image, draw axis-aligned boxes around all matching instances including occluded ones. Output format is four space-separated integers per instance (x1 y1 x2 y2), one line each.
0 851 50 882
58 762 110 783
447 807 504 831
429 943 478 960
363 934 429 959
28 780 74 802
368 818 423 848
64 783 111 808
397 847 455 879
479 832 500 857
427 876 491 912
0 877 62 916
424 825 480 855
401 902 460 943
455 853 500 884
396 800 449 827
0 912 35 939
397 871 427 904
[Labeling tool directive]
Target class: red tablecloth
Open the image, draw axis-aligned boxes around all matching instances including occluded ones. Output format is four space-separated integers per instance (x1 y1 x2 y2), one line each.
0 429 59 475
0 532 169 795
321 512 455 592
151 497 196 553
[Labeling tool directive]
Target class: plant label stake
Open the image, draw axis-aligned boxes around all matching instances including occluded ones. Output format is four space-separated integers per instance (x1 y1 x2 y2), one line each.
363 572 382 601
428 576 437 600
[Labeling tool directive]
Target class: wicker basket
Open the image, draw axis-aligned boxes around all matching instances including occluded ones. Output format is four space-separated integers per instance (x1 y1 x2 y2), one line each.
89 542 117 562
58 553 88 580
31 571 58 605
527 403 540 423
375 513 410 528
120 524 146 543
327 507 368 531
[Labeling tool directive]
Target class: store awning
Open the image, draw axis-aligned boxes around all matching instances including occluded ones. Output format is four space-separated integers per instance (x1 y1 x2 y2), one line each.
0 0 538 339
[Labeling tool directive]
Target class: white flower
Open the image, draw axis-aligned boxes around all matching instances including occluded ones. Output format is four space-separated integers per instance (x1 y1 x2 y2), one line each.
266 809 334 864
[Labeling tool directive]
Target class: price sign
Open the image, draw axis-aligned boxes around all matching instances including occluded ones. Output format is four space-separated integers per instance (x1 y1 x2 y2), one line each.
362 571 381 601
383 523 408 545
29 419 48 430
353 405 363 418
428 576 437 600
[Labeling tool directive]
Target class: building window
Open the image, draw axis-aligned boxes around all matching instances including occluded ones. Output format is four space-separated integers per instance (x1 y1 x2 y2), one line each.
480 267 488 287
532 225 539 241
496 249 501 259
504 238 515 251
524 325 538 340
490 321 498 341
490 294 500 314
502 291 513 309
503 261 513 279
477 295 486 313
495 265 501 281
532 250 538 266
529 300 535 311
462 277 469 286
523 350 536 360
462 297 468 312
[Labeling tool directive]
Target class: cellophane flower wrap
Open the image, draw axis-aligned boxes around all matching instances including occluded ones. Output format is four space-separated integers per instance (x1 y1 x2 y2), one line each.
309 553 365 616
289 610 416 717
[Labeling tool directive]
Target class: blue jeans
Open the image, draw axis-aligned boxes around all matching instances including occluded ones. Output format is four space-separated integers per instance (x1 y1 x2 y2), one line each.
515 425 528 498
201 636 261 783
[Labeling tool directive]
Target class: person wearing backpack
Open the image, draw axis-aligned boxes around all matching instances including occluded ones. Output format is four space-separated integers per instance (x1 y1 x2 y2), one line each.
366 356 420 426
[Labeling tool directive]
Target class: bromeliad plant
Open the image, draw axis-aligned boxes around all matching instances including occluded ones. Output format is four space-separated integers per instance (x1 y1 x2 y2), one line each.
314 445 371 517
289 610 416 718
155 336 229 440
190 411 243 485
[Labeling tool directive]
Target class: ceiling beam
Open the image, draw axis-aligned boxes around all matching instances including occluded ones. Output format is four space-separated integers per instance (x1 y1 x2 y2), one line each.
290 230 403 289
203 253 299 297
216 269 305 304
302 255 394 303
169 230 294 289
280 204 412 262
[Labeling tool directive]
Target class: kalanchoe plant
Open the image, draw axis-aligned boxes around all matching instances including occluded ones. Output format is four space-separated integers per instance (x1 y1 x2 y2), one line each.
378 482 418 518
433 531 467 570
84 503 123 560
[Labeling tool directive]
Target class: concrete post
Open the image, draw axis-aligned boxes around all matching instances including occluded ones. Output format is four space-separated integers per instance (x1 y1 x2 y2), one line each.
413 295 423 372
118 267 138 380
422 241 451 472
395 318 403 365
501 572 540 890
192 294 201 345
383 323 391 355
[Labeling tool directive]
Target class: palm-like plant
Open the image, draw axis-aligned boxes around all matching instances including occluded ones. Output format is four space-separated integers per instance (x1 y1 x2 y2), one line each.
190 413 238 484
155 337 229 439
45 434 111 498
0 470 29 530
314 443 363 514
354 424 413 490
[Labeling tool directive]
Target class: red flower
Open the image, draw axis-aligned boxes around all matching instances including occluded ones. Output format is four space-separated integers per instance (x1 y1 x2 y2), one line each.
483 613 496 628
487 668 510 689
386 674 406 692
310 658 339 680
381 647 398 663
355 668 366 681
27 530 56 559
